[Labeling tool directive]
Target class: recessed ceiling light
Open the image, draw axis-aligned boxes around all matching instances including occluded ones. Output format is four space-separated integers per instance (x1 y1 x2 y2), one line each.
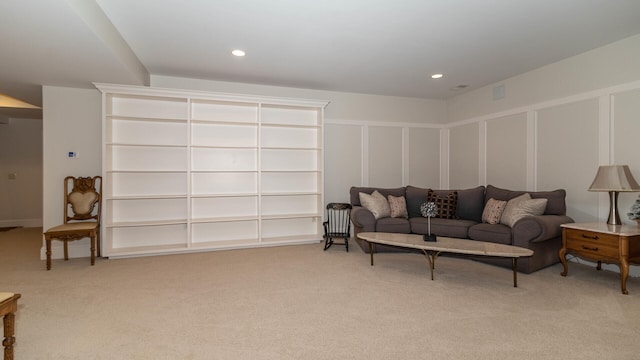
431 73 443 79
232 49 246 57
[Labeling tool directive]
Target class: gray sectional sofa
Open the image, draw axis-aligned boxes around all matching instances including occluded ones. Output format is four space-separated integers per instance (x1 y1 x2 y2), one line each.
349 185 574 273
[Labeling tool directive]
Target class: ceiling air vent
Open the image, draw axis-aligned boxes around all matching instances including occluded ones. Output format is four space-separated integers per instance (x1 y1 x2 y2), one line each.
450 85 469 91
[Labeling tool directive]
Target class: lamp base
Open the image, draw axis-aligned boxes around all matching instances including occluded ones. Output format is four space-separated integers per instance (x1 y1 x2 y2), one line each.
423 234 437 242
607 191 622 226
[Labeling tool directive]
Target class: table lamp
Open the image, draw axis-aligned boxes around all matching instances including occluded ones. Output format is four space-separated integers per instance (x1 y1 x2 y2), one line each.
588 165 640 225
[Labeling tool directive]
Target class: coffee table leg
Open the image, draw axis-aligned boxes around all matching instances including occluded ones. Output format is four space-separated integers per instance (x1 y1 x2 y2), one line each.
422 250 440 281
513 258 518 287
369 242 374 266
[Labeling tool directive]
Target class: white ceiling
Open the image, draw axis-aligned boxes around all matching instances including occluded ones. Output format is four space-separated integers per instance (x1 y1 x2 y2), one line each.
2 0 640 120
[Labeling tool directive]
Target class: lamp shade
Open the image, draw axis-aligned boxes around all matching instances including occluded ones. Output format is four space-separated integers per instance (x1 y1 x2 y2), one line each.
588 165 640 192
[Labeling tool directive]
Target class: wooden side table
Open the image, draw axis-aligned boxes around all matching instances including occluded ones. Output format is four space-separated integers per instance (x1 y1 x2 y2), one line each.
0 292 21 360
559 222 640 294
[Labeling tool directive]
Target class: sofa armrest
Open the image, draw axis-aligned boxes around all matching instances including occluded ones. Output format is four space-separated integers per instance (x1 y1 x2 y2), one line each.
512 215 574 247
350 206 376 232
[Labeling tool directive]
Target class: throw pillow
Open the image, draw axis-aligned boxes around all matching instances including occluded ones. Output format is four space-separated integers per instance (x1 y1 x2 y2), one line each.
427 190 458 219
509 198 548 226
388 195 408 219
482 198 507 224
359 190 391 219
500 193 531 227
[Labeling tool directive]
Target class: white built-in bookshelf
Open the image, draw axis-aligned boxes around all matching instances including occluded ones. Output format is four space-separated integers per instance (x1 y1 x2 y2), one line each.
95 83 327 258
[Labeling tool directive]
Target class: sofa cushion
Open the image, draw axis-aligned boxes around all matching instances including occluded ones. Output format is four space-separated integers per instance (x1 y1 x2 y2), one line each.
468 223 512 245
427 190 458 219
359 191 391 219
455 186 486 222
485 185 566 215
388 195 408 218
410 217 477 238
482 198 507 224
376 217 411 233
350 187 406 207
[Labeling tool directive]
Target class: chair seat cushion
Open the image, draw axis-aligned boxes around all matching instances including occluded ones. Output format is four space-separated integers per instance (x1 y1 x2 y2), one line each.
46 222 98 233
0 292 15 302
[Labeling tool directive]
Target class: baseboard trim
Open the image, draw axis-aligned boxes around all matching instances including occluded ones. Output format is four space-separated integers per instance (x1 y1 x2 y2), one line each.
0 218 42 228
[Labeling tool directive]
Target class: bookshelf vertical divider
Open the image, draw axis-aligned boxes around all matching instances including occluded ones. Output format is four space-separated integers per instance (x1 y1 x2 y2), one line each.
96 83 327 258
186 97 193 249
256 103 263 246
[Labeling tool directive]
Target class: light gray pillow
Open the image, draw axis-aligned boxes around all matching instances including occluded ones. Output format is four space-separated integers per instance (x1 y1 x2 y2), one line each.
500 193 531 227
509 198 548 226
359 190 391 219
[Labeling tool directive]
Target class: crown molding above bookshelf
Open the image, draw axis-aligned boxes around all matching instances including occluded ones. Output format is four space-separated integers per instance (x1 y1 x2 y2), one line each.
94 82 330 109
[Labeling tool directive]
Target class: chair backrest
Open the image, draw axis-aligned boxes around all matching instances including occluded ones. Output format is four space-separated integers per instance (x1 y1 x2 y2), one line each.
64 176 102 224
325 203 352 236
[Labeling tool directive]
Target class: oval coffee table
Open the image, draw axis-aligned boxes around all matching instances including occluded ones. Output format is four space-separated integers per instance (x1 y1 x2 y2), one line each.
357 232 534 287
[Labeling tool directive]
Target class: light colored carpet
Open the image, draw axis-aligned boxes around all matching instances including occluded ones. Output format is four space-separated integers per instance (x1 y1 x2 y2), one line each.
1 227 640 359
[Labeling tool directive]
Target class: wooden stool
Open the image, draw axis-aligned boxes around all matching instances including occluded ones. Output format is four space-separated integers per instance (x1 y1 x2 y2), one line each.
0 293 20 360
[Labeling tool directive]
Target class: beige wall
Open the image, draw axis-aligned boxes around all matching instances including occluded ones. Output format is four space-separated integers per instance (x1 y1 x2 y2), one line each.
444 33 640 223
39 34 640 272
323 124 362 204
485 114 527 190
447 34 640 122
150 76 448 203
0 118 42 227
42 85 102 258
151 75 447 125
39 79 446 258
536 99 600 221
449 122 479 189
445 85 640 277
444 34 640 276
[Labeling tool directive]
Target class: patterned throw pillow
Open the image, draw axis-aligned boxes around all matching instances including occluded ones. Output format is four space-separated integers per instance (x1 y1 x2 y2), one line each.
359 190 391 219
388 195 408 218
427 190 458 219
482 198 507 224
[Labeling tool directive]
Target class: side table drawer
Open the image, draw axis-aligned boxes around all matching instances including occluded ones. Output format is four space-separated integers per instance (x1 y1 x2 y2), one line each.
565 229 619 259
566 240 618 258
565 229 619 246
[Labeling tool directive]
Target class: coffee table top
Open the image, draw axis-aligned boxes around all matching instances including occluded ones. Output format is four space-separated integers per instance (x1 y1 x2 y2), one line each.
357 232 534 258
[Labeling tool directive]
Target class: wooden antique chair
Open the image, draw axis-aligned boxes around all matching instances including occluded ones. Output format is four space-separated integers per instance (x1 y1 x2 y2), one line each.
43 176 102 270
323 203 352 252
0 292 20 360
